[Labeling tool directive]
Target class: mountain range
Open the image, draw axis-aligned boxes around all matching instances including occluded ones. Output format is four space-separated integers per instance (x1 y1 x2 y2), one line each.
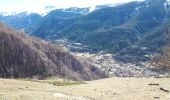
0 12 42 34
1 0 170 64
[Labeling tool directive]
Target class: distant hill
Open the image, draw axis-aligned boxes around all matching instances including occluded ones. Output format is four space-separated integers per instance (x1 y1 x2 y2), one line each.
0 23 106 80
32 8 89 38
33 1 141 45
116 21 170 63
0 7 91 33
0 12 42 34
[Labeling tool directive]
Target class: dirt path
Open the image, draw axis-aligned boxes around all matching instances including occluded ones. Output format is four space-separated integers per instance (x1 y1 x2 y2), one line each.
0 77 170 100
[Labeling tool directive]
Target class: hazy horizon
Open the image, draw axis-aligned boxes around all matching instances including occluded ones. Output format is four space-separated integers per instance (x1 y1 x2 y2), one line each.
0 0 143 15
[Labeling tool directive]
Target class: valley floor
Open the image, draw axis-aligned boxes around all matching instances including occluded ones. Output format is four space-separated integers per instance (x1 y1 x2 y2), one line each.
0 77 170 100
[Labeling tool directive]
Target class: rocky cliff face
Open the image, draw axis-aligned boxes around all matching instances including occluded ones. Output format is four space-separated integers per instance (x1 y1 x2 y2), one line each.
0 23 106 80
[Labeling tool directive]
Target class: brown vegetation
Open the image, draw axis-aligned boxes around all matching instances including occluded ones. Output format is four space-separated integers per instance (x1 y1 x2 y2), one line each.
0 23 106 80
152 47 170 69
151 29 170 69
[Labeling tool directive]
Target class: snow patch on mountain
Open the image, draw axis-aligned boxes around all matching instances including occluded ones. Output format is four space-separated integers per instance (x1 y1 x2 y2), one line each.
164 0 170 11
62 7 90 14
135 0 149 14
135 7 140 14
90 6 96 12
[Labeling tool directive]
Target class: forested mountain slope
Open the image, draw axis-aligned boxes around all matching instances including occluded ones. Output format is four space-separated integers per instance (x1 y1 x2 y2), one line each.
0 23 106 80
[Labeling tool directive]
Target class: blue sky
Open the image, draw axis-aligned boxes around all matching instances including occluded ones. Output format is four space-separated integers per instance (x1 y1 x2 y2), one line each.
0 0 140 14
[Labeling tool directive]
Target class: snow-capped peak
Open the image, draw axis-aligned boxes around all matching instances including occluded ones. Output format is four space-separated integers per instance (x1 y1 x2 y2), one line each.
0 12 17 16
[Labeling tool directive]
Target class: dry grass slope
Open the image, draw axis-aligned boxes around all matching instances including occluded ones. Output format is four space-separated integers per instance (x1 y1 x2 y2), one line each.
0 78 170 100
